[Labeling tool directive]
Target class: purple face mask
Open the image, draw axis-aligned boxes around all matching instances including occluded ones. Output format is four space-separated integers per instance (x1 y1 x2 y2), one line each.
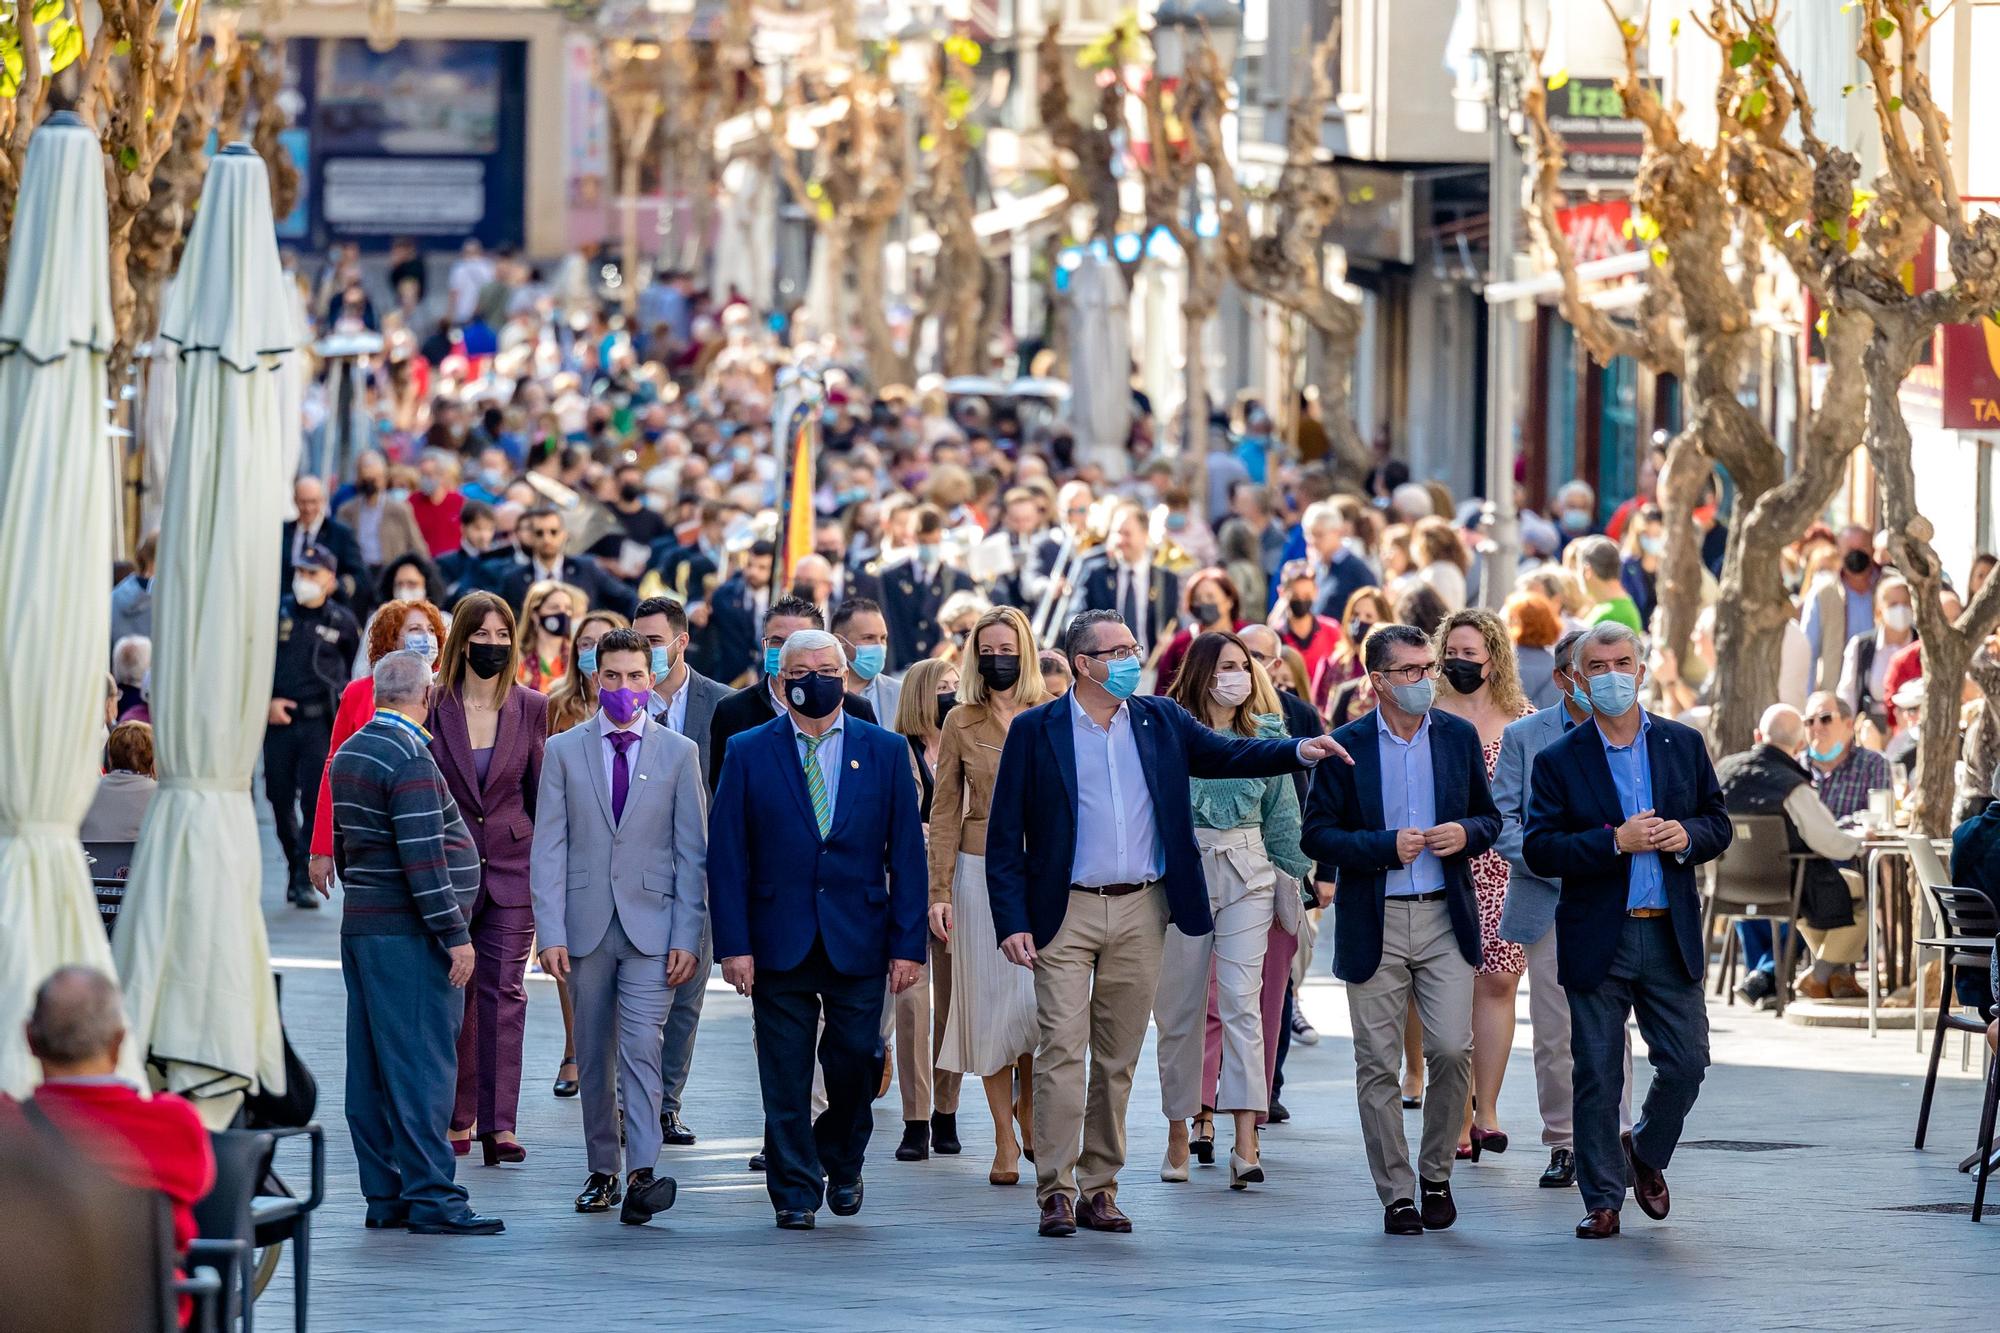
600 686 649 725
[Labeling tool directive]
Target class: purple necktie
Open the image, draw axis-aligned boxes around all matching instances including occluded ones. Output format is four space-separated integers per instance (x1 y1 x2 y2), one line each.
609 730 641 823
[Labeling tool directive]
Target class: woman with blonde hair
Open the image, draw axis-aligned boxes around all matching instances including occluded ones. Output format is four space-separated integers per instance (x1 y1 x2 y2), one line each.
929 605 1047 1184
1430 607 1534 1161
1412 516 1470 612
518 579 585 692
1155 630 1311 1189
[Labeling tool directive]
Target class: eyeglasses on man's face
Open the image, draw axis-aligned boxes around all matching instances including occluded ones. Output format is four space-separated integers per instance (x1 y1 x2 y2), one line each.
1077 644 1141 663
1374 660 1438 685
780 667 843 682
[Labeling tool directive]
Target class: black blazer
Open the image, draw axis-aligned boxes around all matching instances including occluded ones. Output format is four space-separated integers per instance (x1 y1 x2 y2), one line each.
876 557 976 670
1274 689 1323 808
1522 710 1732 992
1299 709 1500 984
693 571 763 686
499 557 637 621
280 518 366 610
705 680 878 793
985 694 1307 949
1076 554 1179 652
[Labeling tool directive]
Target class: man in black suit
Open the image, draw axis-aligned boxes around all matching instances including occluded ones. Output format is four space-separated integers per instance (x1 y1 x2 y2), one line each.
1524 622 1731 1241
1300 623 1499 1238
650 501 727 608
498 504 637 619
691 539 774 687
1074 502 1177 662
434 501 498 608
705 595 877 792
875 505 974 670
282 475 365 612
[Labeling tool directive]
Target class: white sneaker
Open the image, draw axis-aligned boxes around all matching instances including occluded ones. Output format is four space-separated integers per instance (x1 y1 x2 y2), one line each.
1290 1012 1320 1046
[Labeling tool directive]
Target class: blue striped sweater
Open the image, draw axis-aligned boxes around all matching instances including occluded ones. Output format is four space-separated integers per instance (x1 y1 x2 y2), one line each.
329 717 481 944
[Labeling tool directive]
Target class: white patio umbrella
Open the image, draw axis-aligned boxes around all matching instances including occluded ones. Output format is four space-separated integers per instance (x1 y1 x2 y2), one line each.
114 144 296 1119
0 112 136 1096
1066 251 1133 480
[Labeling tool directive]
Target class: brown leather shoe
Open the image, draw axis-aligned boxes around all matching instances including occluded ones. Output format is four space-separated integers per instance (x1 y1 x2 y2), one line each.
1075 1191 1133 1233
1038 1194 1076 1237
1828 971 1864 999
1575 1208 1621 1239
1796 974 1834 1000
1623 1132 1670 1220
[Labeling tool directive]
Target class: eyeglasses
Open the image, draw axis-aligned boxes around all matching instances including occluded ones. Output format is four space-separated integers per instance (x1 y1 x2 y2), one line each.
1806 712 1838 726
781 668 843 681
1375 661 1439 685
1077 644 1141 662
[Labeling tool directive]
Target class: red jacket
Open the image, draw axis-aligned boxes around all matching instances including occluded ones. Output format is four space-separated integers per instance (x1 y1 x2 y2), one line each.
311 676 377 858
410 488 466 557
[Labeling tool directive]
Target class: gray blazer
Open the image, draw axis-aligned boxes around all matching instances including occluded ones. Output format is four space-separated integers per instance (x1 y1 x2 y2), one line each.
1494 704 1578 946
859 672 903 729
530 713 708 959
674 668 734 781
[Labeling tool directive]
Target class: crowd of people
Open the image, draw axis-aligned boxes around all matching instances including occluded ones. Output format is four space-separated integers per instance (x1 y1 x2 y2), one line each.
48 255 1999 1264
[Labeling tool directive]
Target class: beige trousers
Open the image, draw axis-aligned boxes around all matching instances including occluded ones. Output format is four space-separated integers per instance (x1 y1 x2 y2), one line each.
1154 827 1277 1118
881 969 934 1122
930 934 961 1114
1346 897 1474 1204
1799 868 1868 965
1032 885 1169 1206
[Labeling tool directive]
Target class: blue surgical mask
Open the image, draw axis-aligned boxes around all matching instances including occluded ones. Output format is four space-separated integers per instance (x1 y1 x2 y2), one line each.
764 644 783 677
480 466 508 492
1097 655 1141 700
1639 534 1664 558
1807 740 1846 764
578 646 598 675
1384 677 1435 715
1567 679 1593 714
1560 507 1593 534
1586 670 1638 717
650 644 673 678
917 542 942 566
851 644 887 681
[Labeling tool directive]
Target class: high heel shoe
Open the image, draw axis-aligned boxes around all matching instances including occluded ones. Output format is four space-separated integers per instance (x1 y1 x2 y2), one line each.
989 1143 1021 1187
450 1135 472 1158
1469 1125 1509 1156
1456 1138 1480 1163
1161 1145 1190 1183
480 1134 527 1166
1190 1119 1216 1166
553 1059 579 1099
1228 1151 1264 1191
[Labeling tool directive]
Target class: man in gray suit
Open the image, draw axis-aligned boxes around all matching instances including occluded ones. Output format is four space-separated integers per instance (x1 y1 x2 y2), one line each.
1493 628 1629 1189
532 628 708 1225
833 596 903 724
634 596 730 1146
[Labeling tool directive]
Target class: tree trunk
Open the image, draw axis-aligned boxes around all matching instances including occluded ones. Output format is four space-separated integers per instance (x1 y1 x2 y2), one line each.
1653 428 1709 683
853 217 910 388
1314 315 1369 490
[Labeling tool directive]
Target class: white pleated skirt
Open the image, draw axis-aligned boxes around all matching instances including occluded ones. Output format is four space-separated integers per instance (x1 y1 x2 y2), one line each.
938 852 1038 1077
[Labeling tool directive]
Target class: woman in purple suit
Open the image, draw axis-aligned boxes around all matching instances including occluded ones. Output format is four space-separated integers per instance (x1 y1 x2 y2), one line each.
432 590 549 1164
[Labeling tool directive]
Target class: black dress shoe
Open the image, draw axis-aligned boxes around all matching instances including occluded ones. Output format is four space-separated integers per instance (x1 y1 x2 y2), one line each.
748 1152 767 1172
827 1178 864 1217
930 1111 962 1155
1266 1098 1291 1125
553 1060 579 1098
660 1111 696 1146
775 1210 816 1231
1540 1147 1576 1189
575 1172 623 1213
895 1120 930 1161
1419 1179 1457 1231
1384 1200 1424 1236
620 1169 678 1225
362 1213 408 1230
408 1213 505 1236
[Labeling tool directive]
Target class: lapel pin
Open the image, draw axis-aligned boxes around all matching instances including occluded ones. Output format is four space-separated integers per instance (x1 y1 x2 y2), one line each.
850 759 860 769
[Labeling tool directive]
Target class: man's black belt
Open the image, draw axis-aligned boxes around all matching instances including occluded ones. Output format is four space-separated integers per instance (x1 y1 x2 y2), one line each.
1072 882 1148 897
1387 889 1449 903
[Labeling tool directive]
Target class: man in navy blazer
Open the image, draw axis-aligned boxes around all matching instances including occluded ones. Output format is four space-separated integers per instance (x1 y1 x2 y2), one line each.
709 629 928 1231
1299 623 1499 1236
1523 622 1731 1240
986 609 1346 1238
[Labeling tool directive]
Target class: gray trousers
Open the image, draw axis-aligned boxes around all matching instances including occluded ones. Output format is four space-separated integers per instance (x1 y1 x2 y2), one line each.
658 929 711 1116
1522 927 1632 1151
572 913 671 1177
1569 915 1710 1213
342 934 469 1226
1345 898 1474 1204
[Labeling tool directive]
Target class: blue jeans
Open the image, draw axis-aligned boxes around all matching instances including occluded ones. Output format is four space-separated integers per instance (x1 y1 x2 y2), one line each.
1733 920 1793 978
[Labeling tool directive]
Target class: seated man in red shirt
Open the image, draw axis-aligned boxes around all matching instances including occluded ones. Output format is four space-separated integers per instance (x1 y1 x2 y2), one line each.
4 967 214 1272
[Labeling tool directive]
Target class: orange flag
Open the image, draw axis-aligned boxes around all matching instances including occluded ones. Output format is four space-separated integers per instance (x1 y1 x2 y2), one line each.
780 405 815 584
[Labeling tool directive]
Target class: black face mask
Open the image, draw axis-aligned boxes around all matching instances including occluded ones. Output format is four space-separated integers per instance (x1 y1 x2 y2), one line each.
1440 658 1486 695
1287 595 1315 619
358 476 382 497
784 672 845 720
935 690 958 730
1191 602 1223 628
977 654 1022 692
466 642 511 680
1843 549 1873 576
619 482 644 503
539 612 572 639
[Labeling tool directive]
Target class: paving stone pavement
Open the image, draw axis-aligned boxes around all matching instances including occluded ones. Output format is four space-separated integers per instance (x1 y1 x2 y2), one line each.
246 812 1997 1332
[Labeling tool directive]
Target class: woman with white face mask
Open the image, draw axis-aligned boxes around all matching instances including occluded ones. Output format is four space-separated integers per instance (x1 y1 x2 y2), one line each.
1837 574 1915 735
1153 631 1313 1190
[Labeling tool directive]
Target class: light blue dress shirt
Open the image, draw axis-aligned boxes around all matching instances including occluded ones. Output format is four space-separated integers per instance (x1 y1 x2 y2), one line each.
793 720 845 815
1069 692 1164 887
1597 715 1666 910
1379 714 1444 897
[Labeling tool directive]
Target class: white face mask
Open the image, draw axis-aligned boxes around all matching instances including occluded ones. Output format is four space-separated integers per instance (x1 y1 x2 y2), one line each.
1883 604 1914 633
292 575 328 608
1210 670 1254 708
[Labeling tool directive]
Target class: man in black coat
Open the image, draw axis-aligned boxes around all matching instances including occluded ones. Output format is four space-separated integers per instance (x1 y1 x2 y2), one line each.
497 504 636 619
690 540 774 687
434 501 498 608
282 475 366 612
704 595 877 792
875 505 974 670
1072 503 1178 661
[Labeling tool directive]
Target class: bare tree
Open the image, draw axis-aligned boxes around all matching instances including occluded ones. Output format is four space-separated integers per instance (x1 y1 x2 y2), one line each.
1137 47 1223 462
1036 20 1127 254
918 35 988 376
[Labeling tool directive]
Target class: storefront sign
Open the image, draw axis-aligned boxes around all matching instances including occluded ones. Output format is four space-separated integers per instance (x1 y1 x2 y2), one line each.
1940 318 2000 429
1554 198 1634 264
1544 77 1657 186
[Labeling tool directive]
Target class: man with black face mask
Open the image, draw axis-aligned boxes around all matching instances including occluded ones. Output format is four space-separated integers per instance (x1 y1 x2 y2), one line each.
1804 524 1879 695
708 629 929 1231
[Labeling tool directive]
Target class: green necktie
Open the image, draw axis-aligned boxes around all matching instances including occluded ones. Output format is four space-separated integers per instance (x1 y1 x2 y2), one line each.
801 731 832 838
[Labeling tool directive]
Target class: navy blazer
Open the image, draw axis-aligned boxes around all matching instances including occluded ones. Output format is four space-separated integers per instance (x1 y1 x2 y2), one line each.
985 693 1308 949
708 714 928 976
1522 710 1732 992
1298 709 1500 984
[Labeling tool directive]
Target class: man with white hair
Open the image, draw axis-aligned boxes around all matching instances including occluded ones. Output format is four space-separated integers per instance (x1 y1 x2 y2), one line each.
708 627 929 1230
1554 480 1598 543
110 635 150 720
1302 500 1373 621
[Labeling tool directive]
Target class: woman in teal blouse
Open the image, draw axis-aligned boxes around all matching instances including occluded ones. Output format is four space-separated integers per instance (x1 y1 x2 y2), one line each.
1152 630 1313 1190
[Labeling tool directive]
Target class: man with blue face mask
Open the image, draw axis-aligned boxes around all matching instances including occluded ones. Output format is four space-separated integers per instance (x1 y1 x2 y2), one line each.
832 597 902 723
1523 621 1732 1241
1300 623 1501 1237
986 609 1349 1238
875 504 974 670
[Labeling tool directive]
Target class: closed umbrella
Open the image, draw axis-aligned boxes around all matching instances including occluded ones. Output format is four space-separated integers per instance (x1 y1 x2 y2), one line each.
114 145 296 1118
1066 251 1133 479
0 112 136 1096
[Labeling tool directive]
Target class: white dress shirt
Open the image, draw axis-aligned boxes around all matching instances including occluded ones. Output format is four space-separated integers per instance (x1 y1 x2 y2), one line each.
650 671 691 735
793 719 845 813
1068 691 1164 887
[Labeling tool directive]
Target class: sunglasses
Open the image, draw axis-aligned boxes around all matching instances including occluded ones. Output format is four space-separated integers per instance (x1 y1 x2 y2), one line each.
1806 712 1838 726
